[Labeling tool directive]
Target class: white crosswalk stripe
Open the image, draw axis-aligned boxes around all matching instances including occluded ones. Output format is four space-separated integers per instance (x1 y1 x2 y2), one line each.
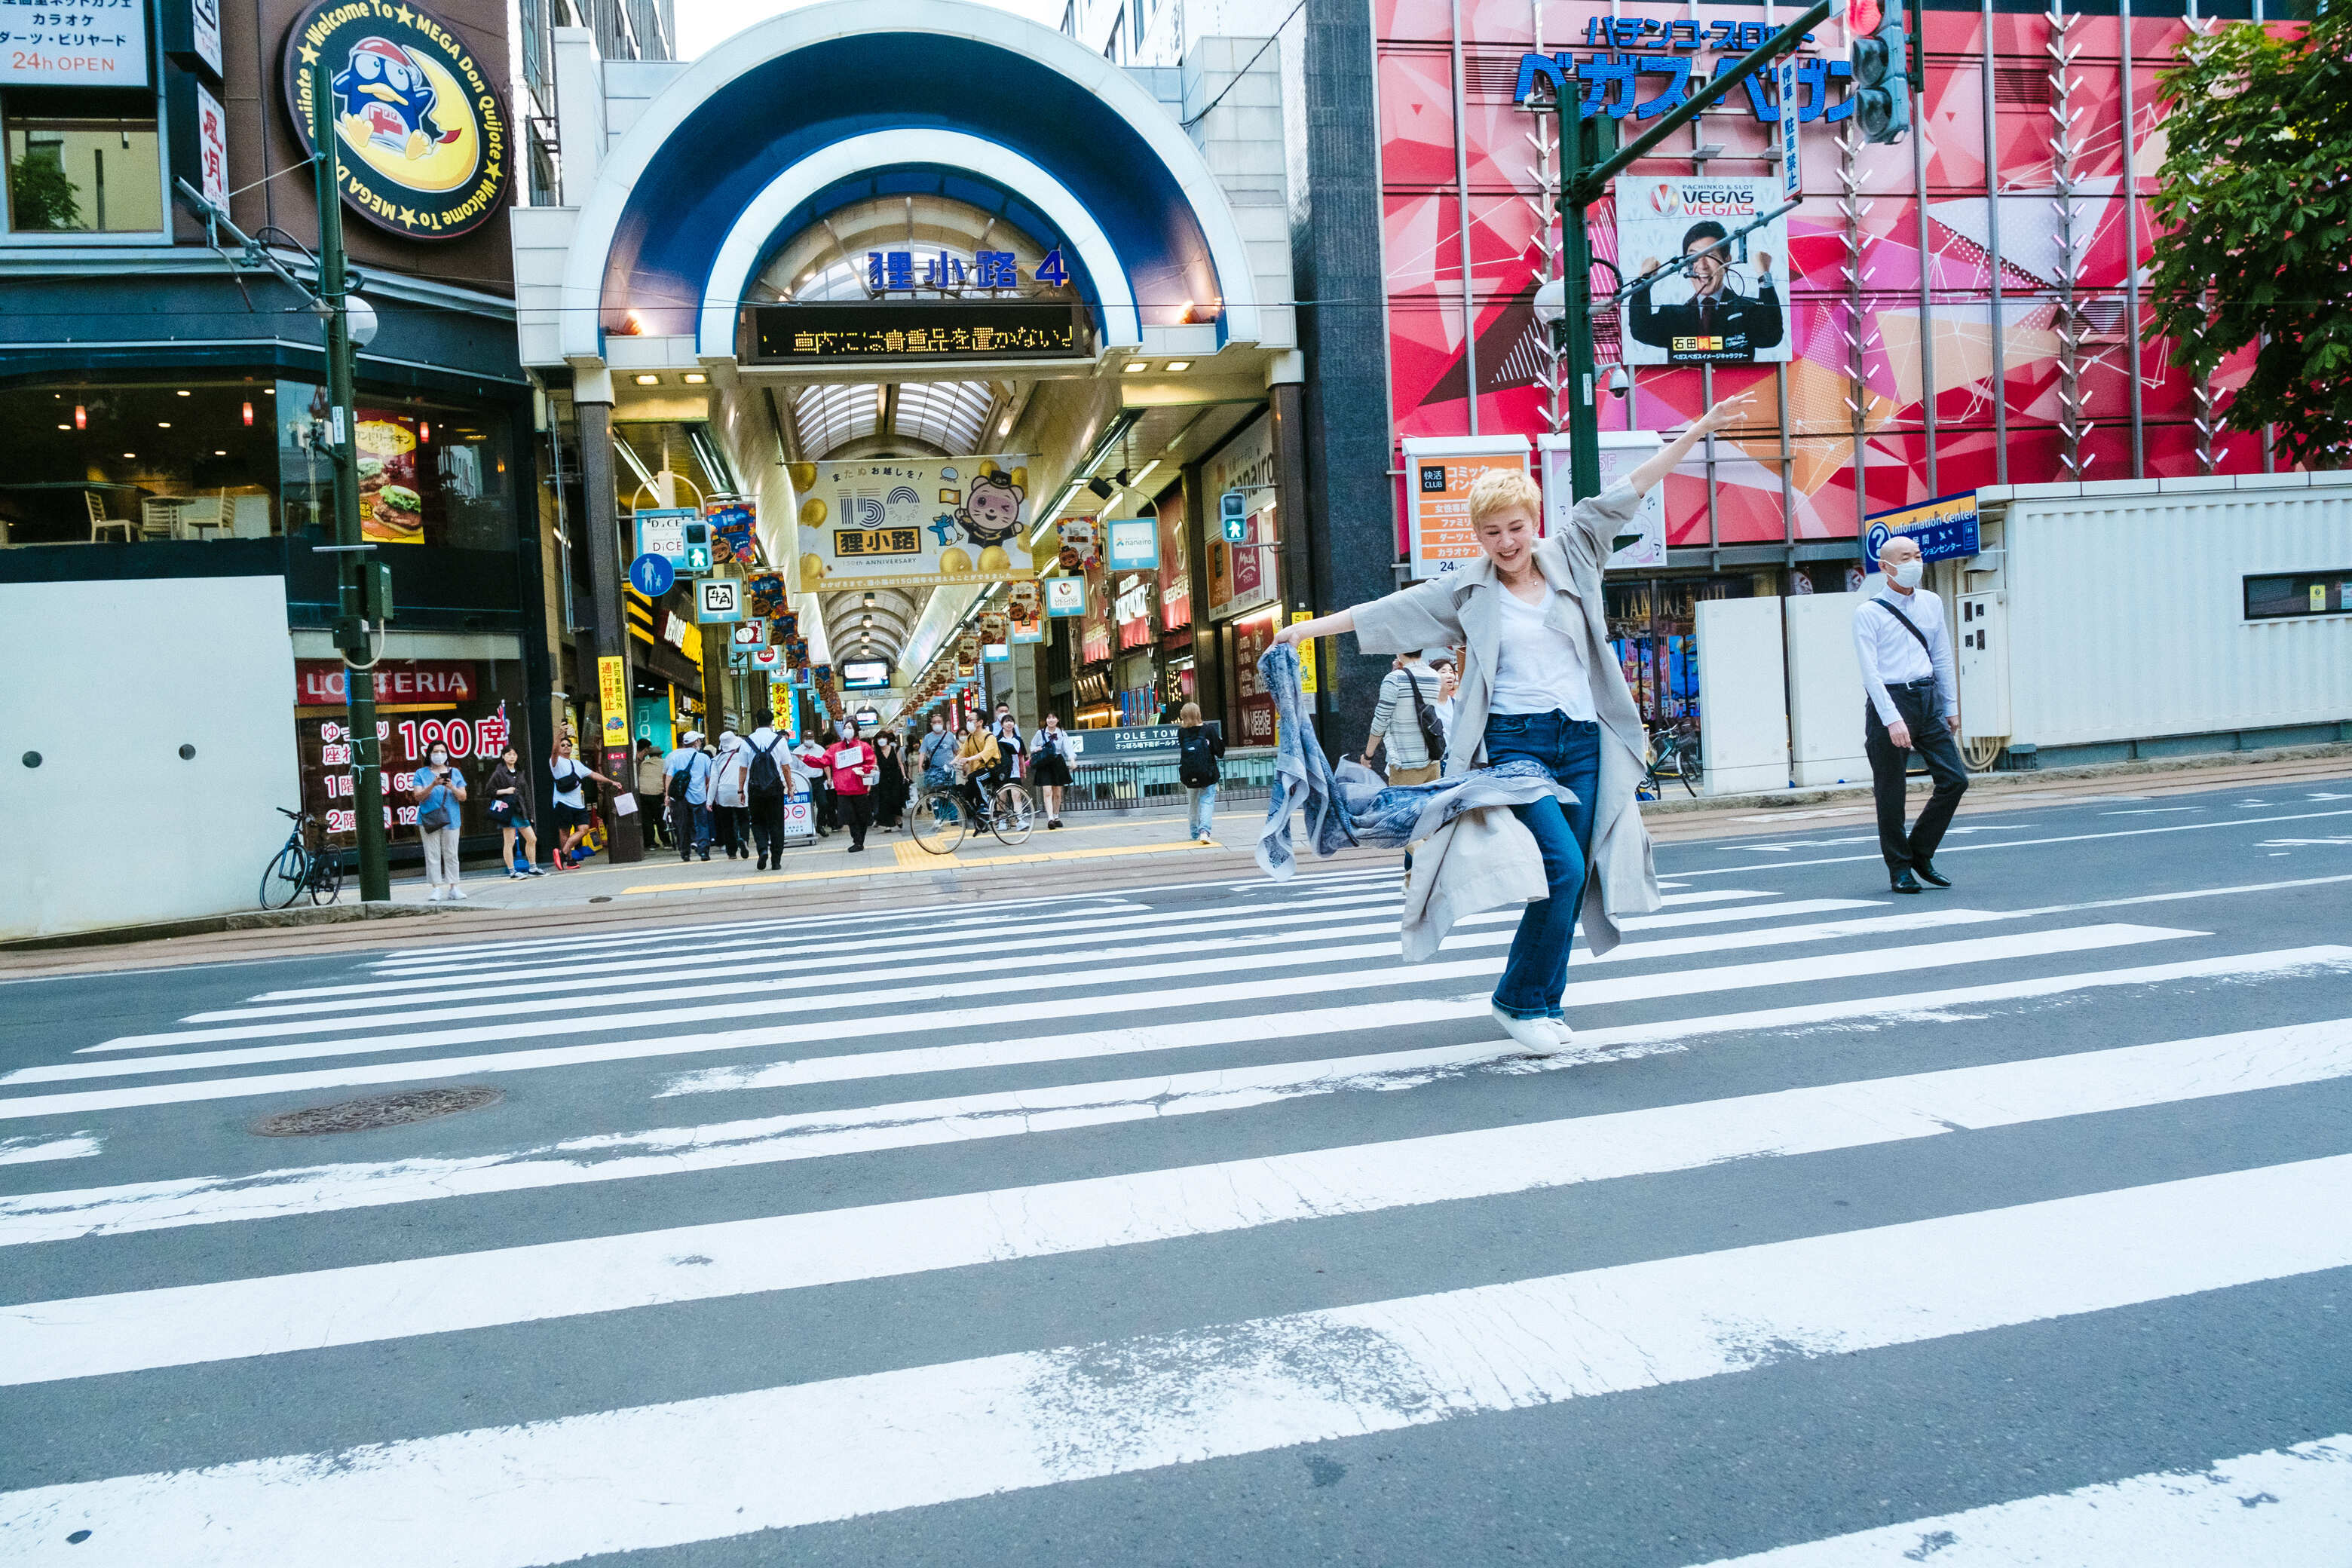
2 864 2347 1566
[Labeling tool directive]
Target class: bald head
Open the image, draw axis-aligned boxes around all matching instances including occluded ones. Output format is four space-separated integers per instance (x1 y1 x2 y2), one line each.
1877 536 1922 571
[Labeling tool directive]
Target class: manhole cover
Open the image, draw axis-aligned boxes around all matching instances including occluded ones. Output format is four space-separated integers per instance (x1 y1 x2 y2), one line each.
251 1085 504 1137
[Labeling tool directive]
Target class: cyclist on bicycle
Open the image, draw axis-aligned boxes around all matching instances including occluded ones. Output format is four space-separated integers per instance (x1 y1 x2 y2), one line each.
954 712 1002 823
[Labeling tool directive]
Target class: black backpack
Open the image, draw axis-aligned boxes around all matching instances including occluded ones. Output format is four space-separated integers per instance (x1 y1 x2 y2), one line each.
746 735 786 799
1178 727 1221 788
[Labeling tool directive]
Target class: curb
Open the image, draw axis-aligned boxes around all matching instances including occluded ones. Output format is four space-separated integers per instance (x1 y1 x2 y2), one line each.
0 899 448 955
1635 740 2352 819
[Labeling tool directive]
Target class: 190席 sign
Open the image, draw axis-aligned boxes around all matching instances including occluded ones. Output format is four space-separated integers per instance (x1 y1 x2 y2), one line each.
280 0 511 240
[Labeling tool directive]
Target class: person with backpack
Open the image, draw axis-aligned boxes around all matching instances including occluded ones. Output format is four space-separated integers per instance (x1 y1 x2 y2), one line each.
663 730 715 862
409 740 469 899
743 709 793 869
1028 711 1073 828
821 717 881 852
1175 701 1225 845
1365 650 1449 786
710 729 751 859
633 739 670 849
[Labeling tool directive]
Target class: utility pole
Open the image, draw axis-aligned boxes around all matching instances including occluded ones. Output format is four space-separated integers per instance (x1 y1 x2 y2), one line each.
312 60 392 902
1547 0 1831 502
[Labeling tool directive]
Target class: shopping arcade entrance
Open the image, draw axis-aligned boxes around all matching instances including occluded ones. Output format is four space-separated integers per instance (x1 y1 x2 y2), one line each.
513 0 1302 762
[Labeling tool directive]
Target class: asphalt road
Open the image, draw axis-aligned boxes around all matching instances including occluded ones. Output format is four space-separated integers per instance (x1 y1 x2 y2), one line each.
2 770 2349 1566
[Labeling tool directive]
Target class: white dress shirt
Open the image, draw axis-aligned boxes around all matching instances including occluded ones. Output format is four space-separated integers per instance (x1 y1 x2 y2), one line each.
1853 579 1957 724
1489 586 1596 721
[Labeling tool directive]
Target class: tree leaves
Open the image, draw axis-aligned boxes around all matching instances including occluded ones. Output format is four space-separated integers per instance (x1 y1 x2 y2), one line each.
2148 10 2352 467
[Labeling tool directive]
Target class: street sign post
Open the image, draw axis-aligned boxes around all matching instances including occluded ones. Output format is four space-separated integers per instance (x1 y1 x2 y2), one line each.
627 553 675 597
696 578 745 623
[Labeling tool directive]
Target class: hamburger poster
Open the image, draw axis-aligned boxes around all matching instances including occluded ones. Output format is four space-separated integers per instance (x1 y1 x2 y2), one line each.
354 415 425 543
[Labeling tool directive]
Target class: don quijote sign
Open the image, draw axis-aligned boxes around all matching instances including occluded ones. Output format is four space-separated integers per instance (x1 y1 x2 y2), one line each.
280 0 511 241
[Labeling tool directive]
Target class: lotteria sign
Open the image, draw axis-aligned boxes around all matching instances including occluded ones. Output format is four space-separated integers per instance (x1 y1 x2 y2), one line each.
280 0 511 240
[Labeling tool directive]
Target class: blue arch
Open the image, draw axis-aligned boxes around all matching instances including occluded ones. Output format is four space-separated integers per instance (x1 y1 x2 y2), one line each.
743 165 1109 338
605 32 1219 332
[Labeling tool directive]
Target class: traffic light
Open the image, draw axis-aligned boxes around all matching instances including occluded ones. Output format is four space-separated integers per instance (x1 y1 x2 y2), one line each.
1850 0 1912 145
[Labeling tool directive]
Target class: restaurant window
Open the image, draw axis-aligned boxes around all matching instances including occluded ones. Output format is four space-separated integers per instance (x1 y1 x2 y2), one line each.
0 380 280 546
4 88 163 234
278 385 519 550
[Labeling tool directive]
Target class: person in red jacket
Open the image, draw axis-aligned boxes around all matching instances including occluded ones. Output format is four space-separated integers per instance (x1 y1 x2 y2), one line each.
822 718 880 853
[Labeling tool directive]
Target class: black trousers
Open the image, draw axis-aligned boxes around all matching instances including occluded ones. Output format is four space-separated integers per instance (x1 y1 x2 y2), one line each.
1864 678 1968 874
749 795 784 863
840 792 873 849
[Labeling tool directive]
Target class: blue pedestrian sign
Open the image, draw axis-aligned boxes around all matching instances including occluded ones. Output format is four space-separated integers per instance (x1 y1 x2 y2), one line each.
627 553 675 597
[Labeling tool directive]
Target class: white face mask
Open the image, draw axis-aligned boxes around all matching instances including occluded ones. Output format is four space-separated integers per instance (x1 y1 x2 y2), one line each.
428 749 448 766
1890 559 1925 590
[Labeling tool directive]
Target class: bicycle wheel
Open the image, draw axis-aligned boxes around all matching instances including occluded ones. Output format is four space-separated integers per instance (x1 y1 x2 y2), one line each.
988 784 1034 846
908 789 969 855
259 841 308 909
1673 745 1702 798
308 850 345 905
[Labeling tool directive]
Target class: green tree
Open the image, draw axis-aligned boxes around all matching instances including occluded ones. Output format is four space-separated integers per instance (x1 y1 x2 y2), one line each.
7 152 82 231
2148 9 2352 468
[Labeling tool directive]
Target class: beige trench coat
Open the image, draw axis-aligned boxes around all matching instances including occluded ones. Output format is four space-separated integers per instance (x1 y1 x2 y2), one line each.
1348 483 1662 957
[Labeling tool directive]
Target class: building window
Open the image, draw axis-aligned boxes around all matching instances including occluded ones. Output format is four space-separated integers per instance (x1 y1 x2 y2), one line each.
0 381 280 545
2245 571 2352 621
3 89 162 234
278 386 519 550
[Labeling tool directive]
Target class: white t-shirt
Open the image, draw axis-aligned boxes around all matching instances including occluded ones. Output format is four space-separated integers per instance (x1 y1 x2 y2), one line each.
1489 586 1595 721
550 756 590 808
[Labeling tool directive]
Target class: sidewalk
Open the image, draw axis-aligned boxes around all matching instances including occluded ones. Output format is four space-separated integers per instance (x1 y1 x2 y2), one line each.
4 743 2345 981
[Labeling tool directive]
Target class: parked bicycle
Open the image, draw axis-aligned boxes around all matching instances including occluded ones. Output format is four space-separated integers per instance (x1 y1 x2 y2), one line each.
259 807 345 908
908 778 1035 854
1637 718 1703 801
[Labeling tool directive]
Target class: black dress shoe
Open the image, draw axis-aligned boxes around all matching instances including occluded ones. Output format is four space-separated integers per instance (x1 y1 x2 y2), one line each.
1890 869 1924 894
1915 862 1951 888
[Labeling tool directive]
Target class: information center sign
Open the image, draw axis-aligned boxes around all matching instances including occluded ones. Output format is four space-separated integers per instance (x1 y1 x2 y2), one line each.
1863 492 1981 566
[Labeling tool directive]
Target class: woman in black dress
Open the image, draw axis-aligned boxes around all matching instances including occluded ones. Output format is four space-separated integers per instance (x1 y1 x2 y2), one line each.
872 732 907 831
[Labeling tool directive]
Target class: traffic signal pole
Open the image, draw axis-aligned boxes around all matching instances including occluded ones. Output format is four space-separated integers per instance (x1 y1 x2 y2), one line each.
312 60 391 902
1552 0 1831 501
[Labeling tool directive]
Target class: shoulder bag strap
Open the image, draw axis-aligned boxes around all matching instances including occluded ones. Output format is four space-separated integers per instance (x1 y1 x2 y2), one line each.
1873 598 1937 659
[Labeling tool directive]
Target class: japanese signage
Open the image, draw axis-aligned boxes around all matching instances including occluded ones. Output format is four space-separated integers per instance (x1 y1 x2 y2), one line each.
301 696 517 844
280 0 513 241
296 658 475 706
1156 487 1191 635
1204 412 1279 620
1230 612 1279 745
635 508 709 571
2 0 149 85
1045 577 1086 617
746 304 1095 365
1401 436 1531 580
1107 517 1158 571
598 655 626 746
1617 175 1791 366
1864 492 1981 565
1778 59 1802 201
705 501 761 569
1114 574 1153 651
1513 20 1846 127
798 456 1040 593
862 247 1055 292
1009 580 1045 643
193 80 228 207
1537 431 1668 570
695 577 744 623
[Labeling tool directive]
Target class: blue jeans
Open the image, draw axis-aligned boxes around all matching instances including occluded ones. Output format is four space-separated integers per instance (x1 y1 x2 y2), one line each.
1484 710 1601 1021
1187 782 1217 838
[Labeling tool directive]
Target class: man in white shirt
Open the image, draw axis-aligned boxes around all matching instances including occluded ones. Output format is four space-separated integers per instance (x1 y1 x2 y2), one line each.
1853 535 1968 893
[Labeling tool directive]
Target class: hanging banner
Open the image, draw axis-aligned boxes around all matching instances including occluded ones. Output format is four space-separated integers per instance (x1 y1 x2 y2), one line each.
1536 430 1668 569
1616 174 1791 366
706 501 762 569
1204 412 1279 619
1057 517 1099 572
1009 580 1046 643
746 572 787 620
1044 577 1086 617
1107 516 1159 571
798 455 1038 593
1400 435 1532 580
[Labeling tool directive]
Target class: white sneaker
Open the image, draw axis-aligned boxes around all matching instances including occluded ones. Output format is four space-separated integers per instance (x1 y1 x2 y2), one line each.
449 885 467 901
426 887 444 902
1490 1003 1563 1057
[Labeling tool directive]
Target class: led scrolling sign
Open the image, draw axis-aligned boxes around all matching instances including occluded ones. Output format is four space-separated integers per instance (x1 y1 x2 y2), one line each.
1514 17 1853 124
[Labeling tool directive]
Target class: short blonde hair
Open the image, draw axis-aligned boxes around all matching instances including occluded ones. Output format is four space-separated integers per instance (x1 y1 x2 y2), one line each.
1178 701 1203 724
1467 467 1543 530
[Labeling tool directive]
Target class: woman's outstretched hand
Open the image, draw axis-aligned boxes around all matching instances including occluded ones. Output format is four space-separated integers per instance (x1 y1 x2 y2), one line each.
1692 393 1753 436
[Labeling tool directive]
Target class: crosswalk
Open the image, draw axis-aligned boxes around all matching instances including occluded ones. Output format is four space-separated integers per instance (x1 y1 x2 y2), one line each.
3 862 2350 1565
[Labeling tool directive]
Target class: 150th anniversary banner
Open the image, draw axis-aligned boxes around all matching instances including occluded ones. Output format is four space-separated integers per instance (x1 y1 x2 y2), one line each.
281 0 510 240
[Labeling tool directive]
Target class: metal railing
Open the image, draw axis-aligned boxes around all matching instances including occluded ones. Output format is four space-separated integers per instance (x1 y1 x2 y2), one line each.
1052 749 1278 813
